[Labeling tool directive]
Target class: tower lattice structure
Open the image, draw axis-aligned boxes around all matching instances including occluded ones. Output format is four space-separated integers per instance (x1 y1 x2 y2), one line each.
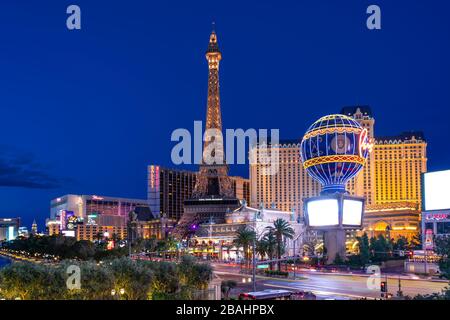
191 29 234 199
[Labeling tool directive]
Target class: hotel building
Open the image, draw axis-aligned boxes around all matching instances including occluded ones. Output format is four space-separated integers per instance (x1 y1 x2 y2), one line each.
76 224 127 242
249 139 321 216
50 194 148 221
374 132 427 208
342 106 427 240
48 194 148 239
148 165 250 221
0 218 20 241
148 166 196 221
249 106 427 240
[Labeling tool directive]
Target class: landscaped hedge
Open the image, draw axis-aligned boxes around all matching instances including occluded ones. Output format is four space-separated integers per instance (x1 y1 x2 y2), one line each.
264 270 289 277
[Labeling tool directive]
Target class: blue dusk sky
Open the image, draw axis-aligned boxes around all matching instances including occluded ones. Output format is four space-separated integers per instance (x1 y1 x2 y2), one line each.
0 0 450 229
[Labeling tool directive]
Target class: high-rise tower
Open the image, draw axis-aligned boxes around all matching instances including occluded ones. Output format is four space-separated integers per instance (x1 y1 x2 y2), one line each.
174 28 240 239
192 29 234 199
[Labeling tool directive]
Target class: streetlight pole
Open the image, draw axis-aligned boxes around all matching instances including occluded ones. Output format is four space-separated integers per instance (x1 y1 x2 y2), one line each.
293 239 296 280
397 276 403 297
252 232 256 292
251 210 257 292
291 231 305 280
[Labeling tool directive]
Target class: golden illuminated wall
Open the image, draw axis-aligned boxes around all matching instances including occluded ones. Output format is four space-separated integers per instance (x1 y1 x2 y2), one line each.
250 141 321 216
343 107 427 208
343 107 427 240
374 136 427 208
362 202 421 241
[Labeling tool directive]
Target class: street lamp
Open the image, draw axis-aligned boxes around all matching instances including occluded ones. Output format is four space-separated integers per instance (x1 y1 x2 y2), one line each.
111 288 125 299
250 211 266 292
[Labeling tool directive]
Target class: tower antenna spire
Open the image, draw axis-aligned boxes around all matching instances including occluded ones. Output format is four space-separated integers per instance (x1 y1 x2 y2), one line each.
211 20 216 32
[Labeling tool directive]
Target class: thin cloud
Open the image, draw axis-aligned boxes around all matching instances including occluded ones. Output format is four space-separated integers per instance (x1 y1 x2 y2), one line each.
0 145 64 189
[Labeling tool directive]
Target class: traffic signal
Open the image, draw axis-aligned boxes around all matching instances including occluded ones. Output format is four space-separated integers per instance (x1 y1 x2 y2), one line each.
380 281 387 293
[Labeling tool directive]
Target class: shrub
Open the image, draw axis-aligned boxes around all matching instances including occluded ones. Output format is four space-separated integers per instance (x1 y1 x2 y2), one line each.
264 270 288 277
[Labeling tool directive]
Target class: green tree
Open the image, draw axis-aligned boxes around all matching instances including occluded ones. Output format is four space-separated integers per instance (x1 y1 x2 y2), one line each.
356 232 371 266
0 262 65 300
413 283 450 300
394 236 408 251
410 234 422 250
59 260 114 300
370 234 393 262
72 240 96 260
255 238 267 260
177 255 212 290
233 227 256 269
261 229 277 270
108 258 154 300
434 235 450 279
143 237 158 252
148 260 181 299
268 219 295 271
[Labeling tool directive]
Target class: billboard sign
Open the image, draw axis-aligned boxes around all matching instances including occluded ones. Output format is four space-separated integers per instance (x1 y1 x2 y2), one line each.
307 199 339 227
304 194 365 230
342 199 364 226
423 170 450 211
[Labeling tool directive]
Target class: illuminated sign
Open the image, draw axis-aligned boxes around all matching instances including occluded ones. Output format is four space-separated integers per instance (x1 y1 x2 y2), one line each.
62 230 75 237
87 214 98 225
425 213 449 221
58 210 75 230
307 199 339 227
304 195 365 229
149 165 160 189
359 128 373 156
67 215 81 230
342 199 363 226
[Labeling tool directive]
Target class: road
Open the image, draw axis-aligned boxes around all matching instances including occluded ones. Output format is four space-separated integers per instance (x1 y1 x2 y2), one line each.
213 263 448 300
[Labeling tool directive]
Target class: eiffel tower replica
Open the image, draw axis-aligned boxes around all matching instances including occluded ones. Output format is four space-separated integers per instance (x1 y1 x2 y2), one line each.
173 27 240 239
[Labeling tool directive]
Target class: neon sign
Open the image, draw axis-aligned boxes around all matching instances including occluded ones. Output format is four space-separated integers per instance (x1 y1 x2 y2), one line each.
359 128 373 157
425 213 449 221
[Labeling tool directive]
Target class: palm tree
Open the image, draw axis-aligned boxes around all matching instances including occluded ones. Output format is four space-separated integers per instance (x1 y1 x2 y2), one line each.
267 219 295 271
262 229 277 270
255 239 267 260
233 227 256 269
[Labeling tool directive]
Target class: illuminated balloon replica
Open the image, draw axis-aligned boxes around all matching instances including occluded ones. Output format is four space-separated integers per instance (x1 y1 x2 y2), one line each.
300 114 372 263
